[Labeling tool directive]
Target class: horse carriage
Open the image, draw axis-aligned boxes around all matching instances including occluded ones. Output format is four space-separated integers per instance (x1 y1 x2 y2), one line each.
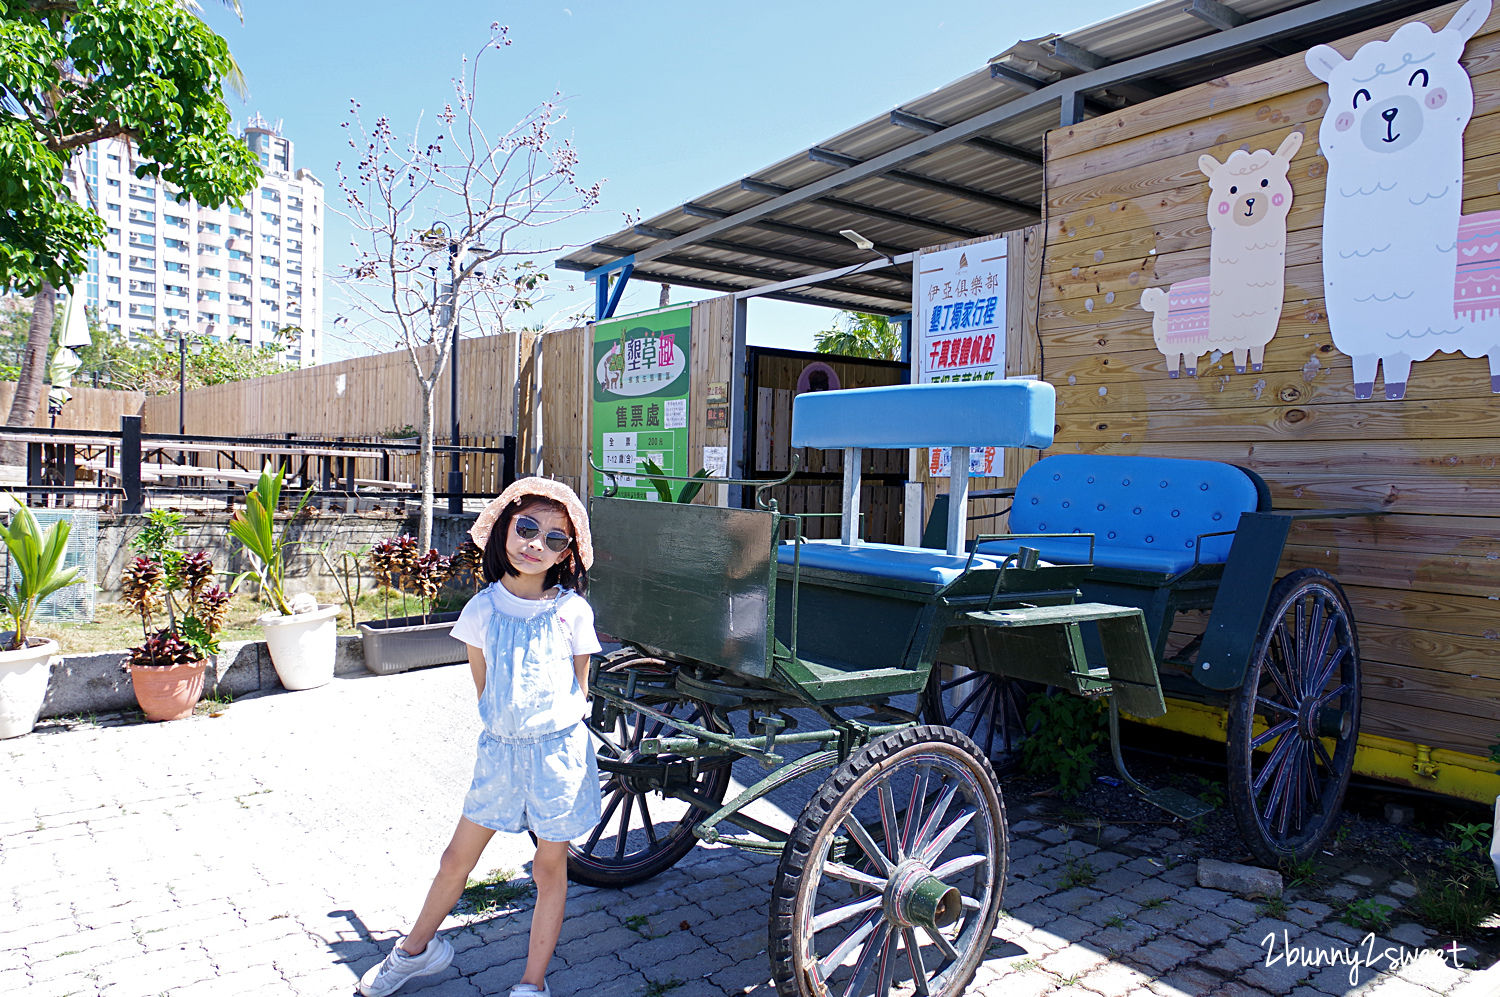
575 379 1369 997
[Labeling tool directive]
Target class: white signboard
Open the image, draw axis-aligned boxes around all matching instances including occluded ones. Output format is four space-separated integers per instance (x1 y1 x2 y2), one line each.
914 238 1008 477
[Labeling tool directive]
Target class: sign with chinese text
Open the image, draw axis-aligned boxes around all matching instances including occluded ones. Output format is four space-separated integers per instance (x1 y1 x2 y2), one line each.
592 307 692 499
915 239 1007 477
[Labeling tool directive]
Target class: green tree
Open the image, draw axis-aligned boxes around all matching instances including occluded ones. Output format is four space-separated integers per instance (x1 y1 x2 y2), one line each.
814 312 903 361
0 0 261 453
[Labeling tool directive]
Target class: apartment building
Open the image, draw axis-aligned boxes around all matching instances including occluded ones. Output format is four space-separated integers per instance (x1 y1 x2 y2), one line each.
69 114 324 367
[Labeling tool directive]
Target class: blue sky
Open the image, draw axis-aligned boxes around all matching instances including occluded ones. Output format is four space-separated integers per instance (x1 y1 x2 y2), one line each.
199 0 1140 360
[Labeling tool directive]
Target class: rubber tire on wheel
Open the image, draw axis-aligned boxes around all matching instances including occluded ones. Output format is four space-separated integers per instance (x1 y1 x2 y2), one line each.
769 725 1007 997
1227 568 1362 866
919 664 1043 764
566 653 732 888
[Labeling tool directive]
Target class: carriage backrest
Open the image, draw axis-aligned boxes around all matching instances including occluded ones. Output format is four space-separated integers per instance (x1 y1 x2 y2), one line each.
588 496 778 678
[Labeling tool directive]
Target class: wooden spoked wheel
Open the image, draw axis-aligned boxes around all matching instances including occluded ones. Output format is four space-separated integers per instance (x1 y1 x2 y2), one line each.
769 726 1007 997
919 664 1039 764
1227 569 1362 866
566 654 732 887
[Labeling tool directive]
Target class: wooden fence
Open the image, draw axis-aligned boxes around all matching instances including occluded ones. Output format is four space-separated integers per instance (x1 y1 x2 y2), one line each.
0 383 145 431
1040 0 1500 762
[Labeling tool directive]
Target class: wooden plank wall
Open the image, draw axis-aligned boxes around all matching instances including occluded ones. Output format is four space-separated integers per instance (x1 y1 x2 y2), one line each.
0 384 145 430
688 296 734 506
1042 0 1500 757
535 326 589 495
750 349 908 542
914 225 1046 542
139 333 533 493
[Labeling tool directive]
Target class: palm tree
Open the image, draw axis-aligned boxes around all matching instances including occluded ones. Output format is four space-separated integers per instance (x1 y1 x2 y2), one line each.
813 312 902 361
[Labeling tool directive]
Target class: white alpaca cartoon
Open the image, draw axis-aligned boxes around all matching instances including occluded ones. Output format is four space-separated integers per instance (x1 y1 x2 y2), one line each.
1140 131 1302 377
1307 0 1500 399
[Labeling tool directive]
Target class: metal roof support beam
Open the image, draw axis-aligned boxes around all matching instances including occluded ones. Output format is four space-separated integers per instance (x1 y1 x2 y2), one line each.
888 109 1043 167
731 252 916 301
1186 0 1300 56
684 202 915 255
989 64 1114 117
1060 90 1087 127
739 178 989 240
654 252 913 305
625 267 909 315
1050 38 1108 72
599 0 1397 271
807 147 1040 216
585 255 636 321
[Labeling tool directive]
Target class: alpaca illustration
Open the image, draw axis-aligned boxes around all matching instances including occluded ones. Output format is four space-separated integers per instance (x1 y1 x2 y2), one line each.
1307 0 1500 399
1140 131 1302 377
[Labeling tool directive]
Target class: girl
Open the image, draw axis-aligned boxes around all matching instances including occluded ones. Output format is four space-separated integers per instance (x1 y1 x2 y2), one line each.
359 477 602 997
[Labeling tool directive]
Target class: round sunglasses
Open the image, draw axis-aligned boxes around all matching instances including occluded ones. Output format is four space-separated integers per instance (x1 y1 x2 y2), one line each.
513 515 572 553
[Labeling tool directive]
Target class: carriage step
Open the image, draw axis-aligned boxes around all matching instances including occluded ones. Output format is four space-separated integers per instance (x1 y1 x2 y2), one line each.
966 602 1146 627
1140 786 1215 822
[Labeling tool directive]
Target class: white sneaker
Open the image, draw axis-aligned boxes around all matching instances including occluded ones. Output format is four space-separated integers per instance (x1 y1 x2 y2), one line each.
509 984 550 997
357 936 454 996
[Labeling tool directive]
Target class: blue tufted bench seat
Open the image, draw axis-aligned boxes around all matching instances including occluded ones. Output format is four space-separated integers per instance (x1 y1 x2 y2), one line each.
975 455 1270 577
776 540 1004 587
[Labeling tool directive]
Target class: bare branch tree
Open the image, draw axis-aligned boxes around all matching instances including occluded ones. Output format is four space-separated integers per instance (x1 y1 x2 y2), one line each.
332 23 601 550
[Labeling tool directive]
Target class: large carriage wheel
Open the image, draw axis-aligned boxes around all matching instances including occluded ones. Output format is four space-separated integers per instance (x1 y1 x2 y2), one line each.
769 726 1007 997
1227 569 1362 866
919 664 1040 764
566 653 733 887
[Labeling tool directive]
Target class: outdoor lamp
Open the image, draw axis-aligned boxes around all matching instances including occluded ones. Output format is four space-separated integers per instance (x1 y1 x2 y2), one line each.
840 229 875 251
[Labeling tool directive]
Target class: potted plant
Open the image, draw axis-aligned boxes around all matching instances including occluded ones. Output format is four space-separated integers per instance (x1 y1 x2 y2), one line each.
0 503 82 738
228 465 338 690
120 511 231 722
357 536 478 675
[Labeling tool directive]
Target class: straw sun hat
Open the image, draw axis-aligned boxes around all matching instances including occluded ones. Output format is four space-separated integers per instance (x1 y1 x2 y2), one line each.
469 477 594 569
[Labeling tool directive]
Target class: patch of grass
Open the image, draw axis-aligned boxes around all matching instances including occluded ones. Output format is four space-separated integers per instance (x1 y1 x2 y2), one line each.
195 692 232 716
1056 857 1098 889
1140 896 1170 911
624 913 655 937
1257 895 1289 919
1407 823 1500 937
1012 957 1040 972
1280 856 1320 888
1340 898 1394 932
1104 913 1126 929
1193 776 1227 810
456 868 532 916
643 979 683 997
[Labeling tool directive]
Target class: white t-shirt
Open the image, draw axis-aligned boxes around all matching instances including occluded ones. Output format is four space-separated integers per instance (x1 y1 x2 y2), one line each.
450 582 602 660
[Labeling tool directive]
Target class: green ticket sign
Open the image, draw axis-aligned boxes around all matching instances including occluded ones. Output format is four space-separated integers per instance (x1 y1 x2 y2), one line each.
591 307 692 499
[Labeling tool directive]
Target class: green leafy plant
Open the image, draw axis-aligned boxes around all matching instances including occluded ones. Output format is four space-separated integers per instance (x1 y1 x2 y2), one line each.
638 457 713 504
0 502 82 650
227 465 312 616
120 511 230 665
1020 693 1107 798
1340 898 1394 932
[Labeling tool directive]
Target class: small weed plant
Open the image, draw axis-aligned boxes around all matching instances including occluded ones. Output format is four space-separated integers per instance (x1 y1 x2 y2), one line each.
1340 898 1394 932
456 868 533 917
1057 856 1098 890
1257 895 1289 919
1408 819 1500 937
1280 856 1320 888
1021 693 1107 798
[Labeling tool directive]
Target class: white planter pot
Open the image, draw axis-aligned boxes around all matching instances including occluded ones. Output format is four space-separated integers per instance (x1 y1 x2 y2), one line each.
0 636 59 739
259 604 339 691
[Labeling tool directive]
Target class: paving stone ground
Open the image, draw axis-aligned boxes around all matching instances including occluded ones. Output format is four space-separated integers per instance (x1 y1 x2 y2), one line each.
3 664 1497 997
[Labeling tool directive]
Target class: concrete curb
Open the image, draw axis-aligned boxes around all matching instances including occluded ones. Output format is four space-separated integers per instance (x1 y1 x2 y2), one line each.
38 634 367 718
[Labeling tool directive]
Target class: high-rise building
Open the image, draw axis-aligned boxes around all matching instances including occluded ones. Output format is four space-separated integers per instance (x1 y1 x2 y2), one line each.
67 113 324 367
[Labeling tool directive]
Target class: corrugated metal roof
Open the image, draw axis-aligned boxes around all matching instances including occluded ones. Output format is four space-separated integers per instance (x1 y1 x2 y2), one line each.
559 0 1436 315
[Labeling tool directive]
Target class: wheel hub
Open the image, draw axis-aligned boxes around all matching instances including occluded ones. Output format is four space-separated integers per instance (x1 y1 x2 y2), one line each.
616 749 658 795
884 859 962 931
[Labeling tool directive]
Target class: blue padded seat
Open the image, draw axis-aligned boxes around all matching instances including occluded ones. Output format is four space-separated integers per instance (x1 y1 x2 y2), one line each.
778 540 1000 586
976 455 1264 575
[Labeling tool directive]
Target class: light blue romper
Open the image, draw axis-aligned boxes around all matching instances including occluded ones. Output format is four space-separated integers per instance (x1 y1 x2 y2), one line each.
462 586 602 842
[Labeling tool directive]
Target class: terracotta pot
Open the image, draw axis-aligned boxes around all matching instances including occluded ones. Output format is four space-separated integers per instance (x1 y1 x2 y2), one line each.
129 660 207 722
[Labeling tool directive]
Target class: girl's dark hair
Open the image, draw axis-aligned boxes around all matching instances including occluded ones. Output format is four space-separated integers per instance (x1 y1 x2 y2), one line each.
481 496 588 594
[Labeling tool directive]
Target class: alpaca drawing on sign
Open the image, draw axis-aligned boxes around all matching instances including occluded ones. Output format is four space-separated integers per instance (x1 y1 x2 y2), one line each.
1307 0 1500 399
1140 132 1302 377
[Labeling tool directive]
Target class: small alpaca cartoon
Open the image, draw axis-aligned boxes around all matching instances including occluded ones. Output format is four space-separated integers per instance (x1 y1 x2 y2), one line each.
1140 131 1303 377
604 348 623 391
1307 0 1499 399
